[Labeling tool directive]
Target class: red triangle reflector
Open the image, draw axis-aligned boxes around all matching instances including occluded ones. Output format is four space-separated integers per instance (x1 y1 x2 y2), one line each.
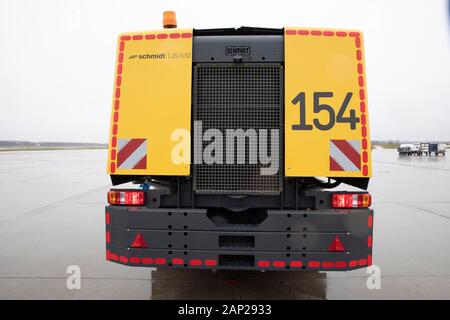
131 232 148 248
328 235 345 252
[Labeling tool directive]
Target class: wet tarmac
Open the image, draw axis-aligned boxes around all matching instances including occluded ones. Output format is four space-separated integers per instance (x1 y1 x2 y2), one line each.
0 148 449 299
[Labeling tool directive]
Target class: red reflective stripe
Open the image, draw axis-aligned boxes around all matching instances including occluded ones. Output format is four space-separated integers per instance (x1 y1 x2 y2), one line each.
290 261 303 267
106 249 111 261
110 253 118 261
335 261 347 268
330 156 344 171
367 255 373 266
368 235 372 248
190 259 202 266
355 37 361 48
362 138 368 150
323 31 334 36
106 231 110 243
115 88 121 99
119 256 128 263
142 258 153 264
357 63 363 74
360 101 366 113
361 113 367 125
205 259 217 266
257 260 270 267
181 33 192 38
359 89 365 100
155 258 166 265
117 139 146 167
349 260 357 267
132 35 143 40
112 124 118 135
117 64 123 74
118 53 124 63
145 34 156 40
356 49 362 61
362 151 368 163
172 258 184 265
322 261 334 268
298 30 309 35
349 32 360 37
113 111 119 122
358 259 367 266
332 140 361 169
119 41 125 51
311 30 322 36
105 212 110 225
116 76 121 87
129 257 141 264
132 155 147 170
170 33 180 39
157 34 168 39
336 31 347 37
361 126 367 137
368 215 373 228
308 261 320 268
285 29 296 35
363 164 369 176
358 76 364 87
110 162 116 173
120 35 131 41
273 261 286 267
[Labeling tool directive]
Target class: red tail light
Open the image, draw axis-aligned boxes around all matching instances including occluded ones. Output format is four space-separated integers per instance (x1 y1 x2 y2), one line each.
108 190 144 205
331 193 371 208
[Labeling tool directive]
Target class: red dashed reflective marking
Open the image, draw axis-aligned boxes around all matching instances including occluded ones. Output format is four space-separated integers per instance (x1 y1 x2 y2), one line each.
335 261 347 268
311 30 322 36
105 212 110 224
110 162 116 173
298 30 309 35
115 88 121 99
118 53 124 63
170 33 180 39
362 151 368 163
285 29 296 35
368 214 373 228
363 164 369 176
132 35 143 40
356 49 362 61
336 31 347 37
142 258 153 264
357 63 363 74
112 124 118 135
359 89 365 100
360 101 366 113
273 261 286 268
362 125 367 137
361 113 367 125
119 256 128 263
120 35 131 41
114 100 120 110
323 31 334 36
110 149 116 161
290 261 303 267
368 255 373 266
157 34 168 39
111 136 117 148
113 111 119 123
110 253 118 261
349 32 360 37
181 33 192 38
116 76 121 87
119 41 125 51
358 76 364 87
257 260 270 267
355 37 361 48
189 259 202 266
349 260 357 267
322 261 334 268
172 258 184 265
130 257 141 264
145 34 155 40
362 138 368 149
117 64 123 75
106 249 110 261
308 261 320 268
368 235 373 248
205 259 217 266
358 259 367 266
155 258 166 265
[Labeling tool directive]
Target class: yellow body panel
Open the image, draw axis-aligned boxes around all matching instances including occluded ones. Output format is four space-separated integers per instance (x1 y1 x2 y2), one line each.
284 28 371 178
107 29 193 176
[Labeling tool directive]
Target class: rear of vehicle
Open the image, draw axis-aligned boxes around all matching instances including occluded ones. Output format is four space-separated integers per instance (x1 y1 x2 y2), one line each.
105 23 374 271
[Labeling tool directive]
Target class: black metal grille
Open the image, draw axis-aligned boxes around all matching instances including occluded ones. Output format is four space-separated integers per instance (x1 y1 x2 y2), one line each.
193 63 282 193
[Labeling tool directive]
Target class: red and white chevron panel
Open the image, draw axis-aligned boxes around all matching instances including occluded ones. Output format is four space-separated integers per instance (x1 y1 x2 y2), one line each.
329 139 361 172
117 138 147 170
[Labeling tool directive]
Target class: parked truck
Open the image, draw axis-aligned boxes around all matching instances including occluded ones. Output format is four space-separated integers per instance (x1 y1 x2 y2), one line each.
105 12 373 271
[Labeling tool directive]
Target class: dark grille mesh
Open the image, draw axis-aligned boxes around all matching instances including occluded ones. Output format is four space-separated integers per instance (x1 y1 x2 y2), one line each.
194 64 282 193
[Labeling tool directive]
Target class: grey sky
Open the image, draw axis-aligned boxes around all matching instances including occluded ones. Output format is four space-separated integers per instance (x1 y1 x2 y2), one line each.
1 0 449 143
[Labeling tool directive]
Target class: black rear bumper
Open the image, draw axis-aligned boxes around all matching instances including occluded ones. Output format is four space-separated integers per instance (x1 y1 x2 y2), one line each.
105 206 373 271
